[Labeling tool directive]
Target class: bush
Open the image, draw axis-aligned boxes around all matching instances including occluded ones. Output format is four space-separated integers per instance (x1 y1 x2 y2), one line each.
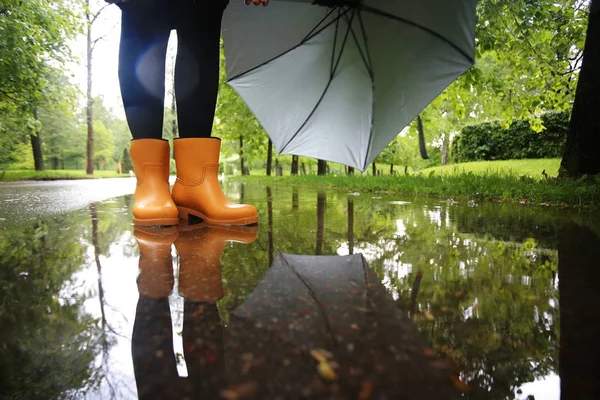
452 111 569 162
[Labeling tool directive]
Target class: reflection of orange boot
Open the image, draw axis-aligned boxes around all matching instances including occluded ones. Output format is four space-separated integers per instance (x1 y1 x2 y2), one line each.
172 138 258 226
130 139 179 226
134 226 178 299
175 223 258 302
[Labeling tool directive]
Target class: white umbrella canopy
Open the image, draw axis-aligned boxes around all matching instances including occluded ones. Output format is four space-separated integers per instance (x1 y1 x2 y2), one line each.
222 0 477 171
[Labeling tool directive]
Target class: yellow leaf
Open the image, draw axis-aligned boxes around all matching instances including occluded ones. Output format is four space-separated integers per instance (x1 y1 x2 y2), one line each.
317 360 337 381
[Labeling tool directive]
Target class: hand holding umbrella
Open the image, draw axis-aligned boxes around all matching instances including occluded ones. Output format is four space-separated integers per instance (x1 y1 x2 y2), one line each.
245 0 269 6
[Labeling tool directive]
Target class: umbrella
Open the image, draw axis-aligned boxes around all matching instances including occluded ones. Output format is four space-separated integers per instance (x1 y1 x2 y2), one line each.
222 0 477 171
224 253 464 398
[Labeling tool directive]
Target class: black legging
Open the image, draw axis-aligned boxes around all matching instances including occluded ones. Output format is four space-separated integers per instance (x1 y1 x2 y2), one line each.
118 0 229 139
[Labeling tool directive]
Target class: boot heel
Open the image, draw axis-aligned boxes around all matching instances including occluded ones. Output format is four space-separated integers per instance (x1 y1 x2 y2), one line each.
177 207 189 220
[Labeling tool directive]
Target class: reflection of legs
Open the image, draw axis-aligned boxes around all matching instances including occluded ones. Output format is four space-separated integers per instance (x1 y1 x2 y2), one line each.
181 302 225 399
132 227 179 399
132 297 178 400
173 1 227 138
118 2 171 139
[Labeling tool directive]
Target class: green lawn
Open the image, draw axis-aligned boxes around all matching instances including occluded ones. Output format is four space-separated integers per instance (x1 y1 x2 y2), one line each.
233 158 599 209
421 159 561 179
0 170 130 182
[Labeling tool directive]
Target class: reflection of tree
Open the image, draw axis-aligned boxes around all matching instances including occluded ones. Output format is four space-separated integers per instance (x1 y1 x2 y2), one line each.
0 216 101 399
558 224 600 399
86 200 138 399
267 186 274 266
316 192 326 255
347 197 354 255
366 204 559 399
216 185 564 398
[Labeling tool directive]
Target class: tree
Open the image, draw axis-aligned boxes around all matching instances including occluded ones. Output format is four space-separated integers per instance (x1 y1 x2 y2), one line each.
92 120 115 170
419 0 588 166
84 0 113 175
214 40 268 175
560 0 600 177
0 0 79 171
121 147 133 173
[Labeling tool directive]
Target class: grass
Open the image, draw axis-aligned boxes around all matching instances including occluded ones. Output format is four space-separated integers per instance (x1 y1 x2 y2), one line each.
232 159 599 209
0 170 130 182
421 159 561 178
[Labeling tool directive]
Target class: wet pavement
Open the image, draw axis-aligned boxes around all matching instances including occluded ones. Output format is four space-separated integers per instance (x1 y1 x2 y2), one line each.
1 179 599 399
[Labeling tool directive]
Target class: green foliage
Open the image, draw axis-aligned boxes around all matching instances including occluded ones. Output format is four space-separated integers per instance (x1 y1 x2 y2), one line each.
6 141 35 170
452 111 569 162
92 120 115 169
214 41 269 172
417 0 588 150
121 147 133 173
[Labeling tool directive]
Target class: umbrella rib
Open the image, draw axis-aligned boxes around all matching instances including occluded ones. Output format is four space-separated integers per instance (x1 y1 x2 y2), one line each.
227 8 351 82
357 9 376 171
342 10 373 79
280 8 357 154
360 5 474 64
329 8 341 76
281 256 339 350
302 6 339 43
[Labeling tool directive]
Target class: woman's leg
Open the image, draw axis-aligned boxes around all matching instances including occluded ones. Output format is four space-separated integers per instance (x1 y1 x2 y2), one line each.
118 2 172 139
173 0 229 138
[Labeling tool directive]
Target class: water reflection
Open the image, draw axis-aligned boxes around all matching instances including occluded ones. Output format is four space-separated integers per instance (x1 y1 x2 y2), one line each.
1 181 600 399
132 224 257 400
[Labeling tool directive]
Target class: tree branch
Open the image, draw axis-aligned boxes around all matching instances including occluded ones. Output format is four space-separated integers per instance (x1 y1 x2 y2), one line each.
90 3 111 25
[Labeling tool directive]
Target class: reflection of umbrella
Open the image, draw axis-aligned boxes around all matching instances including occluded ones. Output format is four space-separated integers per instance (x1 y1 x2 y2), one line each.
222 0 476 171
224 253 463 399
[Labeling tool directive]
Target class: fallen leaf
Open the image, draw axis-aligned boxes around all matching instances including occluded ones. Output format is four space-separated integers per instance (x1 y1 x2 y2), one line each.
310 349 332 362
221 382 260 400
358 380 373 400
317 360 337 381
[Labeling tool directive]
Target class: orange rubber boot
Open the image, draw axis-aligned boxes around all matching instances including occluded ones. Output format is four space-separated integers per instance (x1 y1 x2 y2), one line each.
175 223 258 302
134 226 179 299
172 138 258 226
130 139 179 226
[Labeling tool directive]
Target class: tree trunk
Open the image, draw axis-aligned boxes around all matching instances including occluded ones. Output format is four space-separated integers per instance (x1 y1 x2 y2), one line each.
347 198 354 255
171 56 177 143
441 133 450 166
291 155 299 175
371 162 376 176
558 224 600 399
347 166 354 175
390 164 394 175
560 0 600 177
86 1 94 176
239 135 247 175
30 109 44 171
417 115 429 160
301 162 307 175
266 138 273 176
317 159 327 175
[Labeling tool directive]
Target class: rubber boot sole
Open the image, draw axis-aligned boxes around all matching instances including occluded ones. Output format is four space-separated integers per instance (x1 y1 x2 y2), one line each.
177 206 259 226
133 216 179 227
